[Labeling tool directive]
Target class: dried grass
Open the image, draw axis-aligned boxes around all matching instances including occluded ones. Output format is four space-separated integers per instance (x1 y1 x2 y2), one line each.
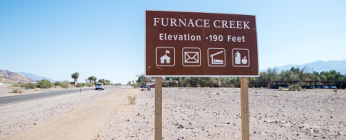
278 87 284 91
34 88 41 92
12 88 24 94
128 93 137 105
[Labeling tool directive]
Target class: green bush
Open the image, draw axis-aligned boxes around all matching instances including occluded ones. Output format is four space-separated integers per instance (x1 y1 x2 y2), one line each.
114 83 121 86
11 83 23 87
37 79 52 88
85 83 94 87
76 83 86 87
278 87 284 91
289 84 302 91
54 81 61 86
60 81 70 89
51 82 56 88
24 83 37 89
132 83 140 88
76 83 82 87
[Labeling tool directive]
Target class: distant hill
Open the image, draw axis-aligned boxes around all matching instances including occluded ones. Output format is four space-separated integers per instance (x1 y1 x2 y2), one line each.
17 72 55 82
262 59 346 74
0 70 35 83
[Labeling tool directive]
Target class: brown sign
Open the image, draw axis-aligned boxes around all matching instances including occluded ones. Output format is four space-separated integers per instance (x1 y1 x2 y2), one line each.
146 11 258 77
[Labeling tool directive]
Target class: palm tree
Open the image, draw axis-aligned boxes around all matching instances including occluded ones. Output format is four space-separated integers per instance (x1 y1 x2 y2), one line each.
92 76 97 85
88 76 94 83
105 80 111 85
71 72 79 86
98 79 105 84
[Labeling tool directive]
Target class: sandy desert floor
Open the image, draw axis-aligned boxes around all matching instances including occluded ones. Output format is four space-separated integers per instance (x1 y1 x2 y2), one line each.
1 87 345 140
99 88 346 140
0 87 122 140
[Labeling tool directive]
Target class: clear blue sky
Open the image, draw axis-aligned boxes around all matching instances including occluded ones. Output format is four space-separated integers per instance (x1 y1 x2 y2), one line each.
1 0 345 84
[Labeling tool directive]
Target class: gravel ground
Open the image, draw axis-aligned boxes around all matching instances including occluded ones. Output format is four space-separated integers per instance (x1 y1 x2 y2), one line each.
99 88 346 140
0 87 121 140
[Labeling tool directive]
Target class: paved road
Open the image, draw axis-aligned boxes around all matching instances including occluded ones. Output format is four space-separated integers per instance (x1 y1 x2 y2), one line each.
0 86 127 106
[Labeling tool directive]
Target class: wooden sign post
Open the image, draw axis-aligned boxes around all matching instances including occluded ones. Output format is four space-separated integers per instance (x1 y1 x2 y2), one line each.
240 77 249 140
155 77 162 140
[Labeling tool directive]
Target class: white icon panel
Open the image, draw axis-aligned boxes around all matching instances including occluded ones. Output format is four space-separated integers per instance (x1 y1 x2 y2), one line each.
182 47 201 67
232 48 250 67
156 47 175 67
208 48 226 67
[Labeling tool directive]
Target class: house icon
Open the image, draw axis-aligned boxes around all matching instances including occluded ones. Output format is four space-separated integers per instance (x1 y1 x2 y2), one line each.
160 50 171 64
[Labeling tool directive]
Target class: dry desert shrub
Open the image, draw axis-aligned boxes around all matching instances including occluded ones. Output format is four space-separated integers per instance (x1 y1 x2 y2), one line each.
207 91 216 95
24 83 37 89
34 88 41 92
85 83 94 87
128 93 137 105
289 84 302 91
278 87 284 91
11 83 23 87
60 81 70 89
12 88 24 94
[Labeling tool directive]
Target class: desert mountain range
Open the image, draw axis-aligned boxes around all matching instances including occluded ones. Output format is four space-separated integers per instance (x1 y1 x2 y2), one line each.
17 72 55 82
263 59 346 74
0 70 34 83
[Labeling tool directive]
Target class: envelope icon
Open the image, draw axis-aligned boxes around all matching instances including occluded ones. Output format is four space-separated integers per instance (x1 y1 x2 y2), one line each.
184 51 199 63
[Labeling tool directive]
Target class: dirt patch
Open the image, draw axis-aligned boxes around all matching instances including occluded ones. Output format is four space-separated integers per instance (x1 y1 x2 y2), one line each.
99 88 346 139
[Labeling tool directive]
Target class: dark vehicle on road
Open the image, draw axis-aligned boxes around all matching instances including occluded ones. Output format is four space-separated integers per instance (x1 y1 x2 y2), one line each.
140 85 148 88
271 85 288 89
